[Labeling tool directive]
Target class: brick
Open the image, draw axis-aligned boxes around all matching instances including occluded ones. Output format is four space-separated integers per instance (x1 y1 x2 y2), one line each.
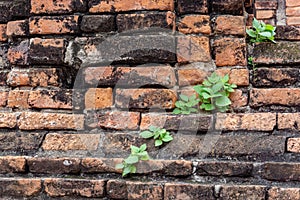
0 133 44 151
44 178 105 198
219 185 266 200
115 89 177 109
211 0 244 15
263 162 300 181
85 88 113 109
256 10 275 19
29 38 66 65
216 113 276 131
0 112 17 128
0 44 10 69
0 24 7 41
287 138 300 153
286 0 300 7
141 113 212 131
89 0 173 12
31 0 86 14
28 90 72 109
178 68 208 86
18 112 84 130
252 68 299 87
255 1 278 9
8 90 30 109
0 1 30 23
177 0 208 14
81 158 122 173
0 179 41 197
229 89 248 108
278 113 300 131
250 88 300 107
287 17 300 25
107 180 163 200
6 20 28 37
196 161 253 177
216 68 249 86
28 157 80 174
42 133 100 151
268 187 300 200
7 40 29 65
81 15 115 33
215 16 245 35
0 156 26 173
253 42 300 64
177 36 211 63
286 7 300 16
86 111 140 130
0 91 8 107
276 26 300 40
7 68 62 87
164 183 214 200
117 12 174 32
83 66 114 86
178 15 211 34
213 38 246 66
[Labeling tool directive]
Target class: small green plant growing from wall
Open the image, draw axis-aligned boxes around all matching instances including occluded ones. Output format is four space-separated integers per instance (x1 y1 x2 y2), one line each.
172 94 199 114
140 126 173 147
246 18 276 43
248 56 257 70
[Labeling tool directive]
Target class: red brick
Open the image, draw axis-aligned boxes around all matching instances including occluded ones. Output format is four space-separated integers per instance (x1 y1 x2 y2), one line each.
215 16 245 35
0 91 8 107
18 112 84 130
85 88 113 109
31 0 86 14
81 15 116 32
44 178 105 197
276 26 300 40
164 183 214 199
214 38 246 66
216 113 276 131
256 10 275 19
6 20 28 37
255 2 278 9
250 88 300 107
286 0 300 7
0 113 17 128
29 16 79 35
287 138 300 153
211 0 244 15
177 0 208 14
220 185 266 200
83 66 114 85
0 179 41 197
286 7 300 16
81 158 122 174
0 24 7 42
7 40 29 65
0 156 26 173
42 133 100 151
278 113 300 131
89 0 174 12
216 68 249 86
8 90 30 109
287 17 300 25
229 89 248 108
178 15 211 34
263 162 300 181
268 187 300 200
177 36 211 62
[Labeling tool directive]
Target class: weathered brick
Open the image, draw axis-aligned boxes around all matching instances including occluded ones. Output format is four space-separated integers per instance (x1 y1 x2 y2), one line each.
81 158 121 173
115 89 177 109
229 89 248 108
250 88 300 107
268 187 300 200
6 20 28 37
216 113 276 131
286 0 300 7
287 17 300 25
219 185 266 200
31 0 86 14
263 162 300 181
0 1 30 23
278 113 300 131
42 133 100 151
83 66 114 86
0 156 26 173
44 178 105 197
215 15 245 35
8 90 30 109
0 179 41 197
255 1 278 9
253 42 300 64
29 38 66 64
117 12 174 32
164 183 214 200
28 157 80 174
252 68 299 87
89 0 173 12
0 24 7 41
107 180 163 200
0 44 10 69
0 112 17 128
177 0 208 14
0 91 8 107
286 7 300 16
85 88 113 109
87 111 140 130
7 40 29 65
213 38 246 66
216 68 249 86
287 138 300 153
276 26 300 40
177 36 211 63
178 15 211 34
256 10 275 19
178 68 208 86
211 0 244 15
196 161 253 177
18 112 84 130
81 15 115 33
141 113 212 131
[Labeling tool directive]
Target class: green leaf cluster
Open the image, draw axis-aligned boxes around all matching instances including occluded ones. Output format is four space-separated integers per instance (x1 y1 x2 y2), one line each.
193 72 237 112
115 144 150 177
246 18 276 43
140 126 173 147
173 94 199 114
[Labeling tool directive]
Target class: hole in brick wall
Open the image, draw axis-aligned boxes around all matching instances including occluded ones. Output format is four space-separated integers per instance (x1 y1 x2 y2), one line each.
244 0 254 14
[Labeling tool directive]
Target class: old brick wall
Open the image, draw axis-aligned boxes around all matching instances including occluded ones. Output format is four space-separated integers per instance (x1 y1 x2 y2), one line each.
0 0 300 199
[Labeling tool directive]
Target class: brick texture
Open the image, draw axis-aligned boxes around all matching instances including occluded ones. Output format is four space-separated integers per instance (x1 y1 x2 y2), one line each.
31 0 86 14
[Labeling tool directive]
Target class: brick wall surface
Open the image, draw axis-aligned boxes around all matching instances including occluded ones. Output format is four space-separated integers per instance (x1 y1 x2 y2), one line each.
0 0 300 199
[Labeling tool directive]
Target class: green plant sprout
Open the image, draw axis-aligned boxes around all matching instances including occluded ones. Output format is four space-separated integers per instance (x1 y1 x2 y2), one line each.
246 17 276 43
173 94 199 114
140 126 173 147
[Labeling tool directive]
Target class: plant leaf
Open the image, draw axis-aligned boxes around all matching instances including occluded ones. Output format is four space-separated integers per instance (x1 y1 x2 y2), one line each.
172 108 182 114
259 31 272 37
140 131 154 139
155 139 163 147
122 166 132 177
115 163 124 169
246 29 256 38
212 82 223 93
130 165 137 173
124 155 139 164
162 135 173 142
130 145 140 153
179 94 189 102
215 96 231 107
139 144 147 152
